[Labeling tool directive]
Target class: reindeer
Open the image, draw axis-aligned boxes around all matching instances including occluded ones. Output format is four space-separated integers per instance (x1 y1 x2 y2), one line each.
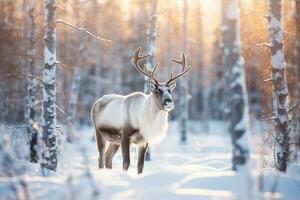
91 47 191 174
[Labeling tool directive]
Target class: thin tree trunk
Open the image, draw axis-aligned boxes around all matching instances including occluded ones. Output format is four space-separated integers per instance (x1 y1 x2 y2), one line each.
93 0 102 99
180 0 188 143
144 0 157 161
144 0 157 94
210 28 225 120
295 0 300 149
41 0 58 171
24 0 39 163
66 1 87 142
221 0 250 170
268 0 290 172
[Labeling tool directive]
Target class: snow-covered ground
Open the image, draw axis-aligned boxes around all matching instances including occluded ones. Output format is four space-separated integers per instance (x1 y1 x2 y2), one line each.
0 121 300 200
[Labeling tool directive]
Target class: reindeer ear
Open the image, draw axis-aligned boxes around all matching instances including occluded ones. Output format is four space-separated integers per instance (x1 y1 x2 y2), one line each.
168 82 176 91
149 81 156 92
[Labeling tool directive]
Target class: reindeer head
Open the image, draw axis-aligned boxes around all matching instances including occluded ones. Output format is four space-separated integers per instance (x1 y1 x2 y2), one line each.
131 47 191 112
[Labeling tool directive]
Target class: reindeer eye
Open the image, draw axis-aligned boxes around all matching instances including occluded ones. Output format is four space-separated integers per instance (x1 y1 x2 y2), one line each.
156 89 162 94
168 89 171 93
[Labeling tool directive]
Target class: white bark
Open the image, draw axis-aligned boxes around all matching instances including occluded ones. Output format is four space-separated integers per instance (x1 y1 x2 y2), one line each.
221 0 250 171
268 0 290 172
41 0 58 171
180 0 188 143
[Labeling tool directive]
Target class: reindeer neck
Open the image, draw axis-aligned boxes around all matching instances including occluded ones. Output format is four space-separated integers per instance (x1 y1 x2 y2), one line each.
145 93 161 116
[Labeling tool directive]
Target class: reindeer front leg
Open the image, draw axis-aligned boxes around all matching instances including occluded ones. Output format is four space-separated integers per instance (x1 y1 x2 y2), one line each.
121 137 131 171
137 142 148 174
105 143 120 169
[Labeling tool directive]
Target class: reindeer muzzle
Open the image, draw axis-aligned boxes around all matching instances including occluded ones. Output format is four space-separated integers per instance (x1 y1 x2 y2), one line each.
162 99 174 111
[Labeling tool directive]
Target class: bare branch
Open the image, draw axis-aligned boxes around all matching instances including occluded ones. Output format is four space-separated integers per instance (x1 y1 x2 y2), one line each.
259 116 277 121
249 43 271 49
56 5 66 10
282 32 299 44
5 125 29 129
288 102 299 113
284 31 297 37
56 61 75 71
56 19 112 43
55 104 66 115
6 73 44 83
264 78 273 82
241 11 269 19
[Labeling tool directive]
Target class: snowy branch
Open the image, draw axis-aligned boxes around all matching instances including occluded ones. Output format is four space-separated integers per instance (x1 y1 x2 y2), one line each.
56 19 112 43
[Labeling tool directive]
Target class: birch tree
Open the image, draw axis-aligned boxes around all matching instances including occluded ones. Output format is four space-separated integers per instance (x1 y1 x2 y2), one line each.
66 1 87 142
221 0 250 170
41 0 58 171
23 0 39 163
180 0 188 143
267 0 290 172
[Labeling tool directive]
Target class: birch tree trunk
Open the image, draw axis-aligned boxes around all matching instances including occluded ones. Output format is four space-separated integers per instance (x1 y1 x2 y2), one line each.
180 0 188 144
267 0 290 172
42 0 58 171
66 1 87 142
221 0 250 170
24 0 39 163
295 0 300 149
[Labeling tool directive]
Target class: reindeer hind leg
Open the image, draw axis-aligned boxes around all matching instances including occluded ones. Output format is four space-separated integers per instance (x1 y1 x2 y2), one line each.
95 129 107 169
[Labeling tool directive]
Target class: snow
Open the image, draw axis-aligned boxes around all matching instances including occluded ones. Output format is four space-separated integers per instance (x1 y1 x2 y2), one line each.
0 122 300 200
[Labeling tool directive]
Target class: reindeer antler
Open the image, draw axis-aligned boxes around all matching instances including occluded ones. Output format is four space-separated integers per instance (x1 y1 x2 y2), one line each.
166 53 191 85
131 47 159 84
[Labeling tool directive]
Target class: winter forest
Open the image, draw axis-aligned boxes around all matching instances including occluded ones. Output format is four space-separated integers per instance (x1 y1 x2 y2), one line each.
1 0 300 199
